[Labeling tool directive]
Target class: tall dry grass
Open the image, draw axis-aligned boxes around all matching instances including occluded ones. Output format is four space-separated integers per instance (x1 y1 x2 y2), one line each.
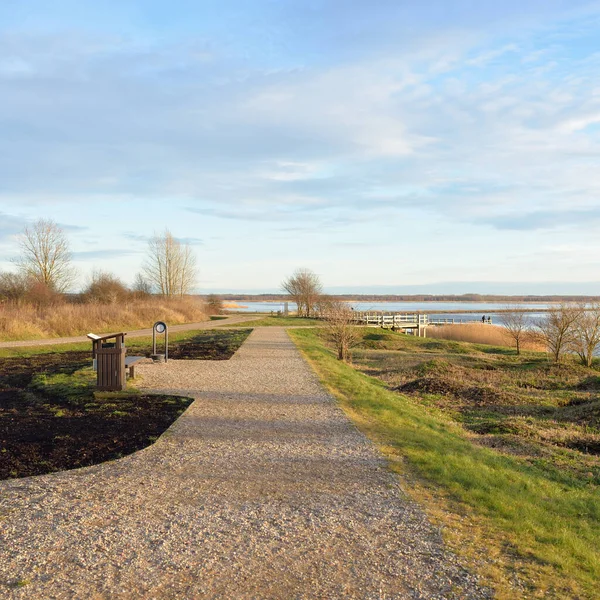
0 297 207 341
427 323 545 351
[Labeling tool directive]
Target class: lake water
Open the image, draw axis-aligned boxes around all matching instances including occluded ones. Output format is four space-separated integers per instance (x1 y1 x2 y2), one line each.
227 301 550 323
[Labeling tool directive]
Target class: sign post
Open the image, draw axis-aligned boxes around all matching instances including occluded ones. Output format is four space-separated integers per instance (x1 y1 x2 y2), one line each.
152 321 168 362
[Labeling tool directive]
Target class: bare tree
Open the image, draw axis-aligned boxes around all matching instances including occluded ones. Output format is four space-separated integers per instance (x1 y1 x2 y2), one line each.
571 302 600 367
281 270 304 316
536 303 582 363
322 299 360 361
14 219 75 293
132 272 152 297
142 230 197 297
500 307 530 355
281 268 322 317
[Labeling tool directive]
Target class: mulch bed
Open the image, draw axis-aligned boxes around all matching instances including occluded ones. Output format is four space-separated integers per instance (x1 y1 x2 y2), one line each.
0 329 250 479
0 389 192 479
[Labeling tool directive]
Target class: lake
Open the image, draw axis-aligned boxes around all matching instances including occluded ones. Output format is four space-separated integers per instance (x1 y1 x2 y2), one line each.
226 301 550 323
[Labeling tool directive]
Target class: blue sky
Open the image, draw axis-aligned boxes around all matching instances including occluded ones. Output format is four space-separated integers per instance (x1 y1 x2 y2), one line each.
1 1 600 293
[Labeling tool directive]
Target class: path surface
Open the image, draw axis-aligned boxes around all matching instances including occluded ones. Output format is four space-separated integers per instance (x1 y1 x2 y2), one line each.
0 315 258 348
0 328 489 599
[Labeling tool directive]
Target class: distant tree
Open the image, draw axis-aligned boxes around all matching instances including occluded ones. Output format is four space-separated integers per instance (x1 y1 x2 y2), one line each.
536 303 581 363
322 299 360 361
281 268 323 317
132 272 153 298
206 294 223 314
142 230 197 297
282 271 304 316
84 270 129 304
500 307 530 355
14 219 75 293
0 272 31 304
571 302 600 367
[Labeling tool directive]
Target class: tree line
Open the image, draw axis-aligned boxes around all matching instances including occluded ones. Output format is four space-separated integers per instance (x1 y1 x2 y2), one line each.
498 304 600 366
0 219 198 305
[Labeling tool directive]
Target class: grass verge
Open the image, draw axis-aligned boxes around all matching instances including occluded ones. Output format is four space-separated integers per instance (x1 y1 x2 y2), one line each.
289 327 600 599
0 328 251 359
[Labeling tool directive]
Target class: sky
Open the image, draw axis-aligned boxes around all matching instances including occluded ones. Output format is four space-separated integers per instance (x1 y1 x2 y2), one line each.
1 0 600 294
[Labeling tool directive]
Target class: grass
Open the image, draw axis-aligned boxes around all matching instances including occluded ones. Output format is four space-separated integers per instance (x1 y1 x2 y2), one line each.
220 314 323 327
0 297 207 341
0 327 249 359
289 327 600 599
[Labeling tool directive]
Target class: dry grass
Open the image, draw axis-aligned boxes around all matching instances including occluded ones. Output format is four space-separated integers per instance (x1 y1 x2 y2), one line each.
428 323 545 351
0 297 207 341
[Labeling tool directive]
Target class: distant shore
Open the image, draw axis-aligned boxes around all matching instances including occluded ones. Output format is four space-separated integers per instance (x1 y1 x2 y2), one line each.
209 293 597 303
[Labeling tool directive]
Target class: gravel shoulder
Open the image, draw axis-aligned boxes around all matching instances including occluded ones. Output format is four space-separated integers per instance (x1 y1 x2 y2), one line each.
0 327 490 599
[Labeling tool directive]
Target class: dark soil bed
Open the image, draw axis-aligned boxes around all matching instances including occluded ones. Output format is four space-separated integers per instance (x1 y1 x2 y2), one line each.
0 328 249 480
0 389 192 479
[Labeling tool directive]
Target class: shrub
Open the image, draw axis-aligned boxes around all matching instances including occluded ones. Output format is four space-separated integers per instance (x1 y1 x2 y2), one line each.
83 271 130 304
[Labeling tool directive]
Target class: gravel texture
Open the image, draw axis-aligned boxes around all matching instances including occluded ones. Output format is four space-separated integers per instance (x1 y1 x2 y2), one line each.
0 327 491 599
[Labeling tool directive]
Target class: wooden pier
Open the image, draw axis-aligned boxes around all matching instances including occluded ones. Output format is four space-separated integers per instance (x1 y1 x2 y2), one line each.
351 312 489 337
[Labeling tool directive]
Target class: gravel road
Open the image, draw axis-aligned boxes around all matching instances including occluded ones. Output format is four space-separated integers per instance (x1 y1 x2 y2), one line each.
0 327 490 599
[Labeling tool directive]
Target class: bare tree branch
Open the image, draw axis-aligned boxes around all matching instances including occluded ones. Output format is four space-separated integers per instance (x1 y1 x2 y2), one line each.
571 302 600 367
500 306 530 355
536 303 581 363
281 268 323 317
14 219 76 293
142 230 197 297
322 298 360 361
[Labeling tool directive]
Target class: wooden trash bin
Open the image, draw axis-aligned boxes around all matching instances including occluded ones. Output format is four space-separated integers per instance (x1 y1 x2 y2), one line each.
87 332 127 391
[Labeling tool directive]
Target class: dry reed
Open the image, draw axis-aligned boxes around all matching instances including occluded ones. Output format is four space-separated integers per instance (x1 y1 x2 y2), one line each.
0 297 207 341
427 323 544 351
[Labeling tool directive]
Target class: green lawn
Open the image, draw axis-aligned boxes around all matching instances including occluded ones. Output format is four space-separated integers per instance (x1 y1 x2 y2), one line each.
0 328 250 359
289 327 600 599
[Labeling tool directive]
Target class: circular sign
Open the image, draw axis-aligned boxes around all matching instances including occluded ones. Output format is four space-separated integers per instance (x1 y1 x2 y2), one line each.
154 321 166 333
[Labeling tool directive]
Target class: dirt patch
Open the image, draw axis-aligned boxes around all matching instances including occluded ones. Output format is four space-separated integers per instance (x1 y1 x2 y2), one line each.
130 328 251 360
560 437 600 456
164 330 251 360
398 376 518 406
0 390 192 479
398 376 464 396
0 329 250 480
576 376 600 391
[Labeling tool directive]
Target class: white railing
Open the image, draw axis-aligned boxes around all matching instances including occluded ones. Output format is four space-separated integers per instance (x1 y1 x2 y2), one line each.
352 313 486 326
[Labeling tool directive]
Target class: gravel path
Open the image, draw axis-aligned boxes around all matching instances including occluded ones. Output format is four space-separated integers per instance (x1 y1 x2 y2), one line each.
0 315 258 348
0 327 490 599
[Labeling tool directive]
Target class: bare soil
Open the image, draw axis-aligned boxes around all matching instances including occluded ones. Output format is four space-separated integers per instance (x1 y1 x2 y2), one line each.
0 329 251 479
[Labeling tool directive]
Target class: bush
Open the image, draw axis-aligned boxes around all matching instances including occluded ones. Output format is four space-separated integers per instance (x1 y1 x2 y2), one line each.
205 294 224 314
83 271 130 304
0 272 30 303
